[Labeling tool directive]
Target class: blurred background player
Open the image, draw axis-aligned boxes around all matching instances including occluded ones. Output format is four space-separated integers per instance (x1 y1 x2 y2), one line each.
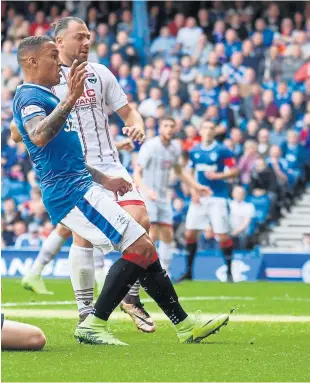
133 116 212 275
180 120 238 282
20 16 155 332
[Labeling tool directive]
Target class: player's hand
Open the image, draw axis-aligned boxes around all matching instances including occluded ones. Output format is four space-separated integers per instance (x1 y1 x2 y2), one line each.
147 189 158 201
122 126 145 144
102 175 133 198
204 171 221 180
67 60 88 103
195 184 213 197
191 190 201 204
116 138 134 152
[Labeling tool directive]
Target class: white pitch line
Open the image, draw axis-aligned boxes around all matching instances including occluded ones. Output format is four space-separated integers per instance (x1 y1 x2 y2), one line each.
3 309 310 323
3 295 310 308
1 296 256 307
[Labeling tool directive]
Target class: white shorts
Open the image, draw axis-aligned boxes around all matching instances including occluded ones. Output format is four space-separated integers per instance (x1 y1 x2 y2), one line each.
93 161 145 206
185 196 230 234
61 185 146 253
145 198 173 226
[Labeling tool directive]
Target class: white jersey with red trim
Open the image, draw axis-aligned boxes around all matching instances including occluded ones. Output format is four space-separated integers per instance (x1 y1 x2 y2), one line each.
52 63 128 166
137 136 182 202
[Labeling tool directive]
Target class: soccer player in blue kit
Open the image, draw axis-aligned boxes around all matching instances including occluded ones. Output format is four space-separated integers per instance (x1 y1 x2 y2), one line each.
13 36 230 345
180 120 239 283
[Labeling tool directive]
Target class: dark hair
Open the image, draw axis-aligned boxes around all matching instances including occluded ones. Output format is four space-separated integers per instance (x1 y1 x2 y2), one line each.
52 16 85 36
17 36 52 64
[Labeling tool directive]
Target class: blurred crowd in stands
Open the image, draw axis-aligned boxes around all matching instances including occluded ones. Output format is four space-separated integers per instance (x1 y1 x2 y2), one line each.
2 1 310 251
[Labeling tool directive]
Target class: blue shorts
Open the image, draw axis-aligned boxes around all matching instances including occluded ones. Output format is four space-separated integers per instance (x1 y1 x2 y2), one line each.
1 313 4 329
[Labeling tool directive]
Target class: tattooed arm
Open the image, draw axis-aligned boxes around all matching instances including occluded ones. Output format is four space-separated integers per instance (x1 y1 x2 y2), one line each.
86 164 132 197
24 99 76 147
23 60 88 148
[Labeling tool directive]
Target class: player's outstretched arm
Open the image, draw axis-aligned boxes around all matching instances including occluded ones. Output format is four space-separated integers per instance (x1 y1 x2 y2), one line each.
86 164 132 197
174 164 212 196
205 167 239 181
117 104 146 143
134 164 158 201
24 61 87 148
114 138 134 152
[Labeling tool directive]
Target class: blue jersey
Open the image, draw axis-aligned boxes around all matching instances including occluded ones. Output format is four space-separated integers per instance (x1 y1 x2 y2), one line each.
13 84 93 225
189 141 236 199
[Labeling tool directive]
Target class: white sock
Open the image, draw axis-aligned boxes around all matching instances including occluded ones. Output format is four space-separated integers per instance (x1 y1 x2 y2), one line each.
30 230 66 275
69 244 94 317
128 280 140 297
158 241 173 273
93 247 106 293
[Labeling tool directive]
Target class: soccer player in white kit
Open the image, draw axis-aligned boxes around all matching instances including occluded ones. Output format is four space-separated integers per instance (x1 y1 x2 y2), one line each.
135 117 211 273
20 17 154 332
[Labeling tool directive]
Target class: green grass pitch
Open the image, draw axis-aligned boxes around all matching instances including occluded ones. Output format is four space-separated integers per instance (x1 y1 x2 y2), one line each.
1 278 310 382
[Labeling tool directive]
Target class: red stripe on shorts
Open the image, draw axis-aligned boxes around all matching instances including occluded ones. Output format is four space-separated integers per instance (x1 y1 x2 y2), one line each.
118 200 145 207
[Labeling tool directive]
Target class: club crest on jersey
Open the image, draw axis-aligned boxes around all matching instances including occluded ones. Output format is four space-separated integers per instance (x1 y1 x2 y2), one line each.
210 152 218 161
86 73 97 84
88 77 97 84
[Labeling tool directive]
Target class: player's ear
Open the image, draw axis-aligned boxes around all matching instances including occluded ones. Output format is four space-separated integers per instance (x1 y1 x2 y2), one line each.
55 36 63 46
28 56 38 67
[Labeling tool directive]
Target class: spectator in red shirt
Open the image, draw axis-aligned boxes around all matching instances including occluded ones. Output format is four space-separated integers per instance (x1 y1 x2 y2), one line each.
29 11 50 36
182 125 201 152
262 89 279 123
294 60 310 83
168 13 185 37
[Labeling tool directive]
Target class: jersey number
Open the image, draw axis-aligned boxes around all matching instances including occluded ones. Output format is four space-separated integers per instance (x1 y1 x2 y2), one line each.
64 118 76 132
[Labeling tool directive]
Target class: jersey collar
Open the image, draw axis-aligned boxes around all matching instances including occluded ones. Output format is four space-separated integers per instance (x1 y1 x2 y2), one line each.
18 82 54 94
200 141 217 151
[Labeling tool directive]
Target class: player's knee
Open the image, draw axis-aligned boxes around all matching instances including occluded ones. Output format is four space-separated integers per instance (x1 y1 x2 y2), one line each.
128 234 156 261
140 235 156 260
28 329 46 350
72 233 93 248
185 230 197 243
56 224 71 240
160 227 174 243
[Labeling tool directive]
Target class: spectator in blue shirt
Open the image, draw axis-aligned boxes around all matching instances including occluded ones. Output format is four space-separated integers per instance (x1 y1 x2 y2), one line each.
96 43 110 67
96 23 116 46
252 18 274 47
230 127 244 159
274 82 291 107
14 222 44 249
212 20 226 44
281 130 306 178
291 91 306 122
118 63 137 95
199 76 220 106
111 31 139 66
200 51 222 79
218 90 235 130
222 52 247 86
150 25 177 65
225 28 242 58
242 39 264 80
270 118 287 146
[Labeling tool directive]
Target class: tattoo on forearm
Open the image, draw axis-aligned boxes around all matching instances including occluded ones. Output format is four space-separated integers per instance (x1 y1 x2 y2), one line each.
24 99 74 146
